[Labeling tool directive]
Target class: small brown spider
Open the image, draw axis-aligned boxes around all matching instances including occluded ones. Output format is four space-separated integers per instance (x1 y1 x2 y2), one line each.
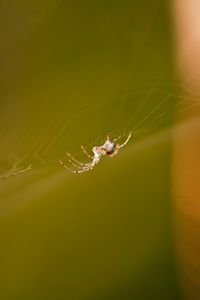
59 132 132 174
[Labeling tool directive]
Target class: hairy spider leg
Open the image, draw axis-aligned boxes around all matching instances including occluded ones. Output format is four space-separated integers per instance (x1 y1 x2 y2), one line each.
66 152 85 166
67 158 82 170
118 132 132 149
61 151 95 172
66 151 95 171
75 157 101 173
59 159 94 174
80 145 93 159
79 156 101 173
74 165 94 174
66 158 89 171
113 131 133 142
66 152 85 168
67 151 96 171
58 159 76 173
59 159 88 173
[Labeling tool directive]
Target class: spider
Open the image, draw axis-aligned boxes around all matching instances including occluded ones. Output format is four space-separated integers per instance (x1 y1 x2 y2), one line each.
58 132 132 174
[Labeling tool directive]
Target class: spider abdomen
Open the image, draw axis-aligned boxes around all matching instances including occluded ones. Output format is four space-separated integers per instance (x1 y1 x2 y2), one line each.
106 148 116 155
103 142 117 156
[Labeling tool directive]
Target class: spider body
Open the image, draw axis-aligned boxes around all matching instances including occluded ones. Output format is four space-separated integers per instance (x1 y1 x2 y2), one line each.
102 140 117 156
59 132 132 174
93 140 117 157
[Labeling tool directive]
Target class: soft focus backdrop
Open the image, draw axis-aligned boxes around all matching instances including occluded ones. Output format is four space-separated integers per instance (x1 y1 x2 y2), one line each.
0 1 181 300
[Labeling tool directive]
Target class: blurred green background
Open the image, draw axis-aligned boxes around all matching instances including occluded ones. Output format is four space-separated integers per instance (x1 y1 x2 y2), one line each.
0 0 181 299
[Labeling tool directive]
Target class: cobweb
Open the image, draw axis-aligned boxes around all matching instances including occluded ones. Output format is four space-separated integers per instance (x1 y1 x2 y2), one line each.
0 76 199 180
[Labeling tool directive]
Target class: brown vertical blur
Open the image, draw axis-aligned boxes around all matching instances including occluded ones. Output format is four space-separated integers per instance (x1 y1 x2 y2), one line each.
173 1 200 299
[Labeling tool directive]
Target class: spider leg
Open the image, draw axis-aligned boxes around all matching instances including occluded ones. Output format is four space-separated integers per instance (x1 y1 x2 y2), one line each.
59 153 93 172
74 164 94 174
80 145 93 159
76 156 100 172
66 152 85 166
113 131 132 142
66 152 94 171
118 132 132 149
59 159 93 174
67 159 83 170
58 159 83 173
59 151 100 175
58 159 73 171
71 161 93 171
